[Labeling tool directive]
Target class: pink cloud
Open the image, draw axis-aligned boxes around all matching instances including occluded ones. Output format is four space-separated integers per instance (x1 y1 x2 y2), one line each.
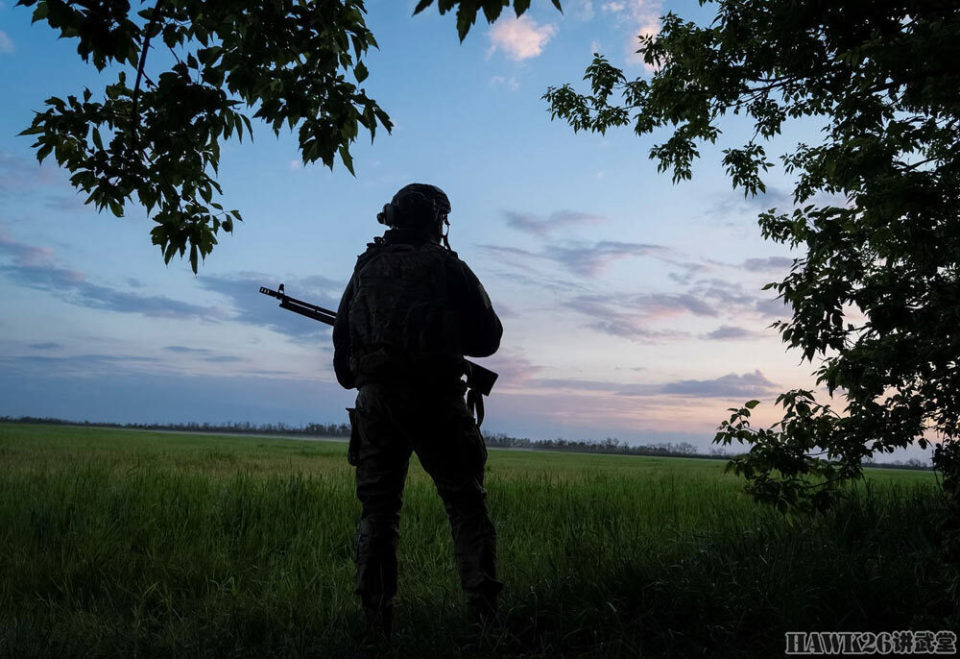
488 16 557 61
600 0 664 71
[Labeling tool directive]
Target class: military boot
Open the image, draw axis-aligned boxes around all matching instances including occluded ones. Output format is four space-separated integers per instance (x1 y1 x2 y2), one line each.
362 597 395 639
466 592 500 629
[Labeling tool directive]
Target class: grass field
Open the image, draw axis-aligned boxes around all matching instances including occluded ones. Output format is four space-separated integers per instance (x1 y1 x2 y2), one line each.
0 422 953 657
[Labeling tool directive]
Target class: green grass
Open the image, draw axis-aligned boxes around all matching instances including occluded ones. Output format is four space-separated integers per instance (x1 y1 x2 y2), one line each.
0 422 952 657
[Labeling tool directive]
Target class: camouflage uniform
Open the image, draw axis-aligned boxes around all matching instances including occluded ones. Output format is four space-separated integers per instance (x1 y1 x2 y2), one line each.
332 226 503 627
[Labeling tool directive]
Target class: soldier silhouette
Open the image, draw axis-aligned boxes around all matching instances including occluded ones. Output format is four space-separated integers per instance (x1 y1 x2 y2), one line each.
332 183 503 637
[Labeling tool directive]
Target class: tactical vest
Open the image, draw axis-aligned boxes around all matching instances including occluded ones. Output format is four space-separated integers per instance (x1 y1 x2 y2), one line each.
347 242 465 384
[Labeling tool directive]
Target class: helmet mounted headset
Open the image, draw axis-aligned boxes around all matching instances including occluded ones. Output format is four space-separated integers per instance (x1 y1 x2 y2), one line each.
377 183 452 249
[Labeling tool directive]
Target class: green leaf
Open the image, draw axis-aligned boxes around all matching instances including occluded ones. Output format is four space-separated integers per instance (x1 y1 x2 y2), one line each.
355 60 369 83
163 241 177 265
35 143 53 162
338 144 355 176
745 400 760 410
456 5 477 41
481 2 504 23
412 0 433 15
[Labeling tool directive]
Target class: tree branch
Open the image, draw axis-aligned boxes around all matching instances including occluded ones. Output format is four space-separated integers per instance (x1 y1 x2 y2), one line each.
131 1 166 149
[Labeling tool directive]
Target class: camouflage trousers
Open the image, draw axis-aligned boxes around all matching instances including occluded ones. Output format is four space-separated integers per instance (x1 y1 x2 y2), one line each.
348 381 502 614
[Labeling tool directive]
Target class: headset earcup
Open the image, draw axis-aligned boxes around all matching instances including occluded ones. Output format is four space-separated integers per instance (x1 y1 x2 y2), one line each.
378 203 393 225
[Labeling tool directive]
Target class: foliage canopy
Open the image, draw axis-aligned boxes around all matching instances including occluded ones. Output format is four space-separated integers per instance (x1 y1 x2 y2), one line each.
17 0 554 272
546 0 960 510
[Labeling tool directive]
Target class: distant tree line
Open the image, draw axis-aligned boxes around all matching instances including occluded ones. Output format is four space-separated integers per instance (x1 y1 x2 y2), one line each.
0 416 350 438
483 433 727 460
0 416 932 469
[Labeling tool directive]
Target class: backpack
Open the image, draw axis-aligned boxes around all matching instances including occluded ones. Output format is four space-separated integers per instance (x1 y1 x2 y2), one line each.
347 242 464 382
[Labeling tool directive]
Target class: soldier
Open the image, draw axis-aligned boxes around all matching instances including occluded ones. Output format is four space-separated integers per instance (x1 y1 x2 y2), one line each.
332 183 504 637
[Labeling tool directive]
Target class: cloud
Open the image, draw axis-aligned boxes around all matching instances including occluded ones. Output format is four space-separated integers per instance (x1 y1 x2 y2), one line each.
564 284 793 341
681 276 795 323
473 350 543 388
197 272 343 341
660 370 779 398
686 278 756 309
586 319 673 340
665 260 711 285
44 195 89 212
484 265 589 296
570 292 717 321
545 241 666 276
565 294 695 341
630 293 717 317
488 16 557 61
28 342 61 350
701 325 761 341
742 256 794 272
0 234 220 320
480 244 788 338
573 0 595 20
0 353 163 378
0 151 60 195
3 348 254 380
479 240 665 278
755 298 790 319
164 346 212 354
492 301 519 318
477 244 538 261
708 186 794 219
525 369 779 399
489 75 520 91
504 209 605 236
203 355 244 363
600 0 663 71
0 30 13 54
528 378 658 396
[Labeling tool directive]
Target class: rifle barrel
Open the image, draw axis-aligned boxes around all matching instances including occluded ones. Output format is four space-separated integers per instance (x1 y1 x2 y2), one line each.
260 286 336 325
280 299 335 326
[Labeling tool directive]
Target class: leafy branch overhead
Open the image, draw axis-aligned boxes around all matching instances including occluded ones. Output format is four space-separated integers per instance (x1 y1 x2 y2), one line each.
412 0 562 41
19 0 559 272
546 1 960 509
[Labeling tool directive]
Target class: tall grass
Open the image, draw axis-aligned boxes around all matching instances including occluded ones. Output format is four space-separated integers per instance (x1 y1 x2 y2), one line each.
0 423 951 657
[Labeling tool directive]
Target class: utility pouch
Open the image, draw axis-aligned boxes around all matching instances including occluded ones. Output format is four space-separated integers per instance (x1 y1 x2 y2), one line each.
347 407 361 466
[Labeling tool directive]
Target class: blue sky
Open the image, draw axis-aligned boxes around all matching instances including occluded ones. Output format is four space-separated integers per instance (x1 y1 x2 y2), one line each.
1 0 920 457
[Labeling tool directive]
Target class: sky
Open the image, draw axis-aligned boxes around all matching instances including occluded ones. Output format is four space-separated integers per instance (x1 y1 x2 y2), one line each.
0 1 929 459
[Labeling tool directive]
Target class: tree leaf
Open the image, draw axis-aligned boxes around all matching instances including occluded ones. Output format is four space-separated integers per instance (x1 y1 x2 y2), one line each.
355 60 369 83
413 0 434 15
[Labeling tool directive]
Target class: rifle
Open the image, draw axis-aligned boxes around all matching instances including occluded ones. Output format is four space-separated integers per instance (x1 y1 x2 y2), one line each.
259 283 498 423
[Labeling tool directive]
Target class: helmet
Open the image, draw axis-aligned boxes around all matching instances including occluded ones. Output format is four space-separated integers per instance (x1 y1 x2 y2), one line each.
377 183 451 233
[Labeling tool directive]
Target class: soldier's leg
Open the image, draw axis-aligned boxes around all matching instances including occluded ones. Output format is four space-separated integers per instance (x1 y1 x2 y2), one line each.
440 467 502 624
412 394 503 620
352 385 412 634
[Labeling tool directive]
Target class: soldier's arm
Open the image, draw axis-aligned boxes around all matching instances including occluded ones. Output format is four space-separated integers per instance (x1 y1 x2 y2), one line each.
453 259 503 358
332 273 357 389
